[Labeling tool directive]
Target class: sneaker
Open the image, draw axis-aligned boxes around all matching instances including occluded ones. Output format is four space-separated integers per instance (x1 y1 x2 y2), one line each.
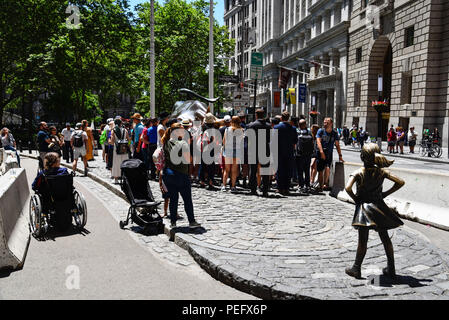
189 221 201 229
220 185 227 192
230 187 237 193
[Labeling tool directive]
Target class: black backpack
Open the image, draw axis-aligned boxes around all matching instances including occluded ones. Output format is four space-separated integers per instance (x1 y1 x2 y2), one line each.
115 128 129 155
73 131 84 148
296 129 314 156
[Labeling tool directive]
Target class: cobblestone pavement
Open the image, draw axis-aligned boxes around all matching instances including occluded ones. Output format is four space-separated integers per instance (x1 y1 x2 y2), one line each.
22 151 449 299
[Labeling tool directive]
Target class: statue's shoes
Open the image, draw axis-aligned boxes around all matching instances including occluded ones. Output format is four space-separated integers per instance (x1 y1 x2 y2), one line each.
345 266 362 279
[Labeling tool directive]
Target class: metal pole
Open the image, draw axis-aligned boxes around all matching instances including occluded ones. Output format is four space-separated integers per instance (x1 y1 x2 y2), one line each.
150 0 155 118
209 0 214 114
253 78 257 121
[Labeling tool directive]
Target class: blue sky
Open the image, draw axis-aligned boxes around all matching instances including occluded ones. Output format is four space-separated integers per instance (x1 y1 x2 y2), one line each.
127 0 225 25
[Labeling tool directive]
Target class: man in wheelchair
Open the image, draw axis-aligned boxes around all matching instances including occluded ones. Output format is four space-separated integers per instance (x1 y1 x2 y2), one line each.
30 152 87 237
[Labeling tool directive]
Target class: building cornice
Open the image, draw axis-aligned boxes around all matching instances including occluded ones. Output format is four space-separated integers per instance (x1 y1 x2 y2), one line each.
306 21 350 48
278 15 313 44
308 0 342 14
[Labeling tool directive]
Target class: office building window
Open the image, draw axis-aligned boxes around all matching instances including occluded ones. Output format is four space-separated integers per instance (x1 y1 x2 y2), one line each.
354 81 361 107
356 47 362 63
405 26 415 48
401 72 413 104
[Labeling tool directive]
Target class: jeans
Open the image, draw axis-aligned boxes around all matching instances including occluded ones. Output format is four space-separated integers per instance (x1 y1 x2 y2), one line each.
295 155 311 188
4 145 20 167
162 168 195 224
63 141 73 162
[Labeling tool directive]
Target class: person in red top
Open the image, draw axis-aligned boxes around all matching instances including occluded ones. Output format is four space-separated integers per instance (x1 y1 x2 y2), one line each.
387 126 397 154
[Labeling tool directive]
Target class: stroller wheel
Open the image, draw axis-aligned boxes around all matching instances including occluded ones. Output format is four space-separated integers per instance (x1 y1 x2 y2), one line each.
119 221 126 229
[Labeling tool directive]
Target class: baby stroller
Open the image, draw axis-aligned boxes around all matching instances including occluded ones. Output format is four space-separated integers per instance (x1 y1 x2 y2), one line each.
119 159 163 235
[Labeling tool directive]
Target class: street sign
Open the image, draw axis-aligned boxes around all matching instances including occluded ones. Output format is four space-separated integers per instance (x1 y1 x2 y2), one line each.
250 66 263 80
251 52 263 66
250 52 263 80
219 74 240 83
232 90 250 108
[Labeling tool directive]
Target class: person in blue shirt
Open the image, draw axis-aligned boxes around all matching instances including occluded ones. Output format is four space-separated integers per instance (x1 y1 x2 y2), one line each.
37 122 51 166
316 117 344 191
273 111 298 195
144 118 159 180
131 113 144 161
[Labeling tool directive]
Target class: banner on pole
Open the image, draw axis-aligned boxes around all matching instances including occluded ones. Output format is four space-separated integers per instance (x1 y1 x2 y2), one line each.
298 83 307 103
288 88 296 105
273 91 281 108
278 68 291 90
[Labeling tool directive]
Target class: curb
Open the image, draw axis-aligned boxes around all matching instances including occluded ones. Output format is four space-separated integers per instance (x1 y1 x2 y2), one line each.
341 146 449 164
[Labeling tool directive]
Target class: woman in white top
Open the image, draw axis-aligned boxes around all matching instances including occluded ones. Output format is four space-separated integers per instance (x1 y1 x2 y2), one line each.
221 116 244 192
110 118 129 184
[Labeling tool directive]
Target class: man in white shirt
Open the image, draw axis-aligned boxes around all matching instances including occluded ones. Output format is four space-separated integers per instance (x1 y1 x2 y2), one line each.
71 122 89 176
61 123 74 163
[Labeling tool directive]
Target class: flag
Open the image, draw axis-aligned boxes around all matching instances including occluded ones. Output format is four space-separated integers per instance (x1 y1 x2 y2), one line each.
278 67 291 90
289 88 296 105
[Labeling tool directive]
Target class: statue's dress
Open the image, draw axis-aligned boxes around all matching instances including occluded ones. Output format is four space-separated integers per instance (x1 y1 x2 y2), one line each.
351 167 403 230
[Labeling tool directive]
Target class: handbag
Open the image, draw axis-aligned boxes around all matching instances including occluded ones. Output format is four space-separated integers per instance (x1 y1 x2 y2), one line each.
115 128 129 155
152 145 165 171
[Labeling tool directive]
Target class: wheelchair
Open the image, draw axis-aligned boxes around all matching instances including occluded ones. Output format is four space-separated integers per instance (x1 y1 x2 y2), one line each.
29 172 87 237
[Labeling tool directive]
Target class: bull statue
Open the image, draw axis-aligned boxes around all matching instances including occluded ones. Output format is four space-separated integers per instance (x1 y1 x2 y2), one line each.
170 88 220 122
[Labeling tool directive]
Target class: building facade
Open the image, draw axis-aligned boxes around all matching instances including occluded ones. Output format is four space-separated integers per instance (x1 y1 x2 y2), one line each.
225 0 352 127
224 0 258 83
346 0 449 145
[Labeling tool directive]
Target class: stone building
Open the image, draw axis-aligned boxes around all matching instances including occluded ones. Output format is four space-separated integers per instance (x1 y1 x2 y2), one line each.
346 0 449 145
244 0 352 127
224 0 258 83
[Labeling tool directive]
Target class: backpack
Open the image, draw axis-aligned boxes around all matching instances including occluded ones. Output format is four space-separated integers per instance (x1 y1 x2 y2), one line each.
115 128 129 155
296 129 314 156
73 131 84 148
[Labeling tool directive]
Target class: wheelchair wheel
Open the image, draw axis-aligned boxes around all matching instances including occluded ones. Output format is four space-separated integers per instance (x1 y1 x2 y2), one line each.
73 190 87 229
29 195 47 237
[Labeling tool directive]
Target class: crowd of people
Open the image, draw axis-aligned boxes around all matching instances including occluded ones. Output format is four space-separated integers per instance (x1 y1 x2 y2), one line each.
94 110 343 197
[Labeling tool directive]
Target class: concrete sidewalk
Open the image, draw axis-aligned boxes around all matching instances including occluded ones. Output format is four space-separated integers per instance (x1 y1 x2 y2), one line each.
340 141 449 164
21 151 449 300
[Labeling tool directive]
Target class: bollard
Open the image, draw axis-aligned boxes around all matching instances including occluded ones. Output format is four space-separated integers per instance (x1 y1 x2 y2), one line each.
28 141 32 154
19 140 23 153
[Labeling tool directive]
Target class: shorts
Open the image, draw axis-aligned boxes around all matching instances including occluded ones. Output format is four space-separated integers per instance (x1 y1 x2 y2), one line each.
408 140 416 147
387 141 395 147
316 155 332 172
74 146 86 159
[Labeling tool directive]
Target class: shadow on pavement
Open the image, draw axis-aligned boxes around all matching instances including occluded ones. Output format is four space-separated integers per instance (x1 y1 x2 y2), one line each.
367 274 433 288
34 226 91 242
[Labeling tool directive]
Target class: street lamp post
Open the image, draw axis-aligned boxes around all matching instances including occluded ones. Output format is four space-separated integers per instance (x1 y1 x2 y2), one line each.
150 0 155 118
209 0 214 114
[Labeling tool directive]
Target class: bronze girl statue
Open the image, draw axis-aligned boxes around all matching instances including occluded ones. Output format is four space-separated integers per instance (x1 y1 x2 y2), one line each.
345 143 405 280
